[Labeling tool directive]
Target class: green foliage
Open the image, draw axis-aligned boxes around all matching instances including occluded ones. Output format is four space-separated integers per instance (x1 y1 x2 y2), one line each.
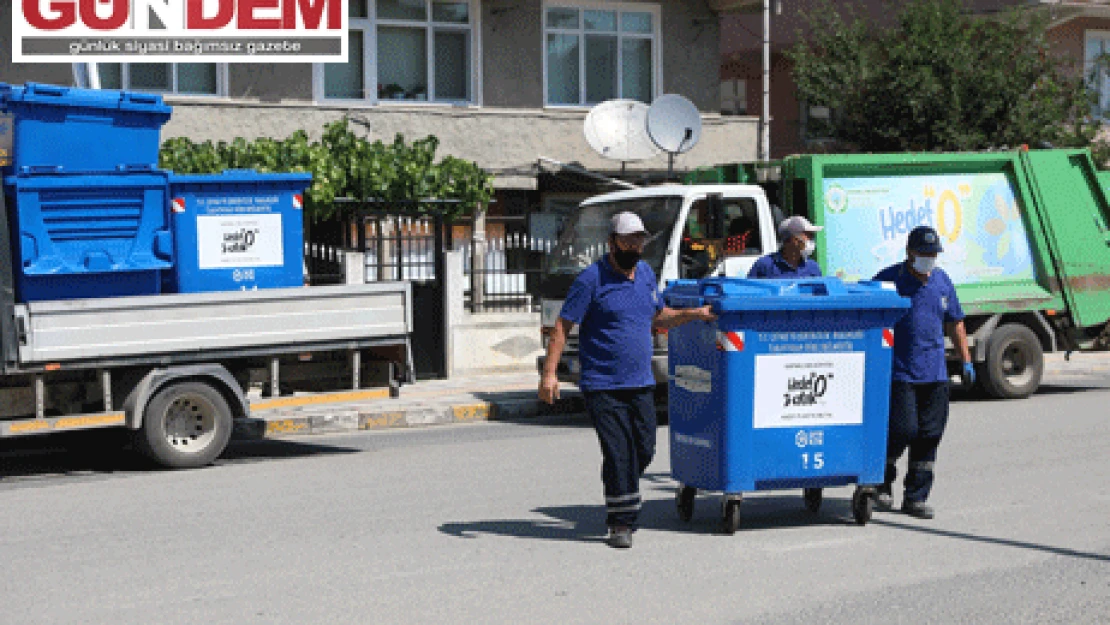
787 0 1107 158
159 119 494 219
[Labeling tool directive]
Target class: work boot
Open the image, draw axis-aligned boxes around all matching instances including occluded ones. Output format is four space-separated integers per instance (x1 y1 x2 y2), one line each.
901 500 935 519
875 487 894 511
607 526 633 549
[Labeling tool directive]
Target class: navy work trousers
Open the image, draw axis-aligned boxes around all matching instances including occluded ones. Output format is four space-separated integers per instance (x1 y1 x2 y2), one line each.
584 387 657 529
884 380 950 504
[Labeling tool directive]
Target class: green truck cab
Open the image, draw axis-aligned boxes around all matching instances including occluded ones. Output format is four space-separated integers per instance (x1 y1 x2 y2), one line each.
540 148 1110 400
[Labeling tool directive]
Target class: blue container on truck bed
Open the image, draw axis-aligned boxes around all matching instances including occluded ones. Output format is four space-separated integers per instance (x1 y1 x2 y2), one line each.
5 169 173 301
166 170 311 293
0 82 171 176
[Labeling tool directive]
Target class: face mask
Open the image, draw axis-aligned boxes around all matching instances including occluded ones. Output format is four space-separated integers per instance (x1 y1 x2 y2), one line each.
613 248 642 271
912 255 937 275
802 239 816 258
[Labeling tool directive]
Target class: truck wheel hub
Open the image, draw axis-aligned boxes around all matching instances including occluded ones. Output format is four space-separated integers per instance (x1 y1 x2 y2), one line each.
163 395 217 452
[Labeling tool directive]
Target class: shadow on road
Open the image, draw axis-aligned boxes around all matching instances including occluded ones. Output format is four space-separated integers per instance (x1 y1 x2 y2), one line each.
873 517 1110 563
0 431 360 481
439 484 862 543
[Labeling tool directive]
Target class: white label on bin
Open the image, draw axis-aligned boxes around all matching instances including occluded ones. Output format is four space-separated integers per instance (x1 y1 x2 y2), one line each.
753 352 865 429
197 214 284 269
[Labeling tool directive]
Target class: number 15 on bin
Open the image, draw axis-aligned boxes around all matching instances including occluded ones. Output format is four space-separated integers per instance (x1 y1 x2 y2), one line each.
801 452 825 470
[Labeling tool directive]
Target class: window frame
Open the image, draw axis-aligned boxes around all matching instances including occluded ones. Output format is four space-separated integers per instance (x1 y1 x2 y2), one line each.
542 1 662 108
94 63 229 98
1085 30 1110 119
312 0 481 107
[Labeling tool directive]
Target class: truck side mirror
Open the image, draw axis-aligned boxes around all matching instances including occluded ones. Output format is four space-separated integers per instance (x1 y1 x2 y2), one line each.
707 193 725 239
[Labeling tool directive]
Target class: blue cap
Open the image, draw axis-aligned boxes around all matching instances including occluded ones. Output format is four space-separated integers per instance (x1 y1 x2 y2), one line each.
907 225 943 254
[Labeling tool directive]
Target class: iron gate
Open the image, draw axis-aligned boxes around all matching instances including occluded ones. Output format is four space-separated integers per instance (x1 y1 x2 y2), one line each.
343 201 451 380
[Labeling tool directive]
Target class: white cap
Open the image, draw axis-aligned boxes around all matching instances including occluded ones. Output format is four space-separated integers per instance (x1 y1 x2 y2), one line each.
777 215 823 239
611 211 648 236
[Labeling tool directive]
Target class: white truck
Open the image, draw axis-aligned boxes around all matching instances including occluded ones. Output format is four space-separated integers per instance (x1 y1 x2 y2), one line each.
0 189 413 468
538 184 778 387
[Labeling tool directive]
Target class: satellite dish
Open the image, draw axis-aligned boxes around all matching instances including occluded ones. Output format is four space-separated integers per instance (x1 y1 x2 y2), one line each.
647 94 702 155
583 100 661 162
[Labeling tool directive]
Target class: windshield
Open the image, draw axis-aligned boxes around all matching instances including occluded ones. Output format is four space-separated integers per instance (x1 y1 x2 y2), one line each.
545 196 684 278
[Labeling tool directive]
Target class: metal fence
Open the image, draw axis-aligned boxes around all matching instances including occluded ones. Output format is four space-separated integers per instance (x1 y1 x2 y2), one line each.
304 205 556 314
456 216 555 313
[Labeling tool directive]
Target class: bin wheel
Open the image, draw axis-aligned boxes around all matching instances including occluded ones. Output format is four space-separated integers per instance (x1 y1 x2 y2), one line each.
676 486 697 522
722 499 741 535
852 489 873 526
803 488 823 513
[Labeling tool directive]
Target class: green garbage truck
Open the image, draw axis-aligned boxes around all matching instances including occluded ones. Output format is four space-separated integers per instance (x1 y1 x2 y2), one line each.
538 147 1110 399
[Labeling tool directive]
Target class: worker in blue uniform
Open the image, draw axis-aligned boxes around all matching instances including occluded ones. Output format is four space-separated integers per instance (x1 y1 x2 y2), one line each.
872 226 974 519
747 215 823 278
539 212 716 549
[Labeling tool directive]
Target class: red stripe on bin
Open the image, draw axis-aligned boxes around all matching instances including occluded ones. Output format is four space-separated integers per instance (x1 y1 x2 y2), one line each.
882 328 894 348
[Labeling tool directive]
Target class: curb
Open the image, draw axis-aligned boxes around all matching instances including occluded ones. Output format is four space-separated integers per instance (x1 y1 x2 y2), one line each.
234 393 587 441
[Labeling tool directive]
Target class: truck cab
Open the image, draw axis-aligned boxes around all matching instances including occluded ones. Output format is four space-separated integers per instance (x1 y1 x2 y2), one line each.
538 184 778 385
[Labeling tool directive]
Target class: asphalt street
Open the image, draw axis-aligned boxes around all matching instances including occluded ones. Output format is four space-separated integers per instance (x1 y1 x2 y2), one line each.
1 365 1109 624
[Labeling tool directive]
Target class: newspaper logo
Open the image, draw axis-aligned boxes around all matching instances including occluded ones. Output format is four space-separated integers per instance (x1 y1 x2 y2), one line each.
15 0 348 63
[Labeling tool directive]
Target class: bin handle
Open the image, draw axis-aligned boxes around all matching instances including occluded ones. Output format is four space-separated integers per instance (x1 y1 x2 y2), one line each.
122 92 162 105
25 83 67 97
116 164 156 172
700 282 725 298
787 279 847 296
17 165 64 174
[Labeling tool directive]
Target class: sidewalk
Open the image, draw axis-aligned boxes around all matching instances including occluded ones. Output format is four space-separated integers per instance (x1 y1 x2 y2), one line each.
236 371 585 440
237 350 1110 441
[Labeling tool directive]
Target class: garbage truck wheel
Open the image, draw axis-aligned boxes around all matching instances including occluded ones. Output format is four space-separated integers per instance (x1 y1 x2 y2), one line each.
676 486 697 522
722 499 741 535
803 488 823 513
982 324 1043 400
851 489 873 526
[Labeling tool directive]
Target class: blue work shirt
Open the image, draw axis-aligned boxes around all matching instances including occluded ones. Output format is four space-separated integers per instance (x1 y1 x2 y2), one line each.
873 262 965 383
747 251 822 279
559 257 664 391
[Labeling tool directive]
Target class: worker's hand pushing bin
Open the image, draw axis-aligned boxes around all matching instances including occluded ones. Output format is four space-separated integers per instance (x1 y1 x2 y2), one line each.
663 277 910 534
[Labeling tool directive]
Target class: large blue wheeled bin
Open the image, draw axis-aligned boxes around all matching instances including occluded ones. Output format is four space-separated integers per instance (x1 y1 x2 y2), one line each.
663 277 910 532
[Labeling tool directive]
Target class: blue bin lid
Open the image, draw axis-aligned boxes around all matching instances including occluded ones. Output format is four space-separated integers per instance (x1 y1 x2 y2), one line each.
3 83 171 117
664 277 911 313
168 169 312 186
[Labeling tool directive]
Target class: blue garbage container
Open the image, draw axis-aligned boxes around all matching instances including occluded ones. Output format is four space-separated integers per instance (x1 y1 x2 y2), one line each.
0 83 171 176
4 169 173 301
165 170 311 293
664 277 910 532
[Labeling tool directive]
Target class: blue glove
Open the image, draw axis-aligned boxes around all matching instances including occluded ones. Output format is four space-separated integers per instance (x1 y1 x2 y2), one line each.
961 362 976 387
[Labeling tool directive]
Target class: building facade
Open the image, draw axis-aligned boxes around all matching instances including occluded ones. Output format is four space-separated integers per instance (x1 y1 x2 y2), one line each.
2 1 758 227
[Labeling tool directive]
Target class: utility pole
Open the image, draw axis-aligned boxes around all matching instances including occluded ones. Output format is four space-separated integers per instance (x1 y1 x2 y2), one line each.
761 0 771 162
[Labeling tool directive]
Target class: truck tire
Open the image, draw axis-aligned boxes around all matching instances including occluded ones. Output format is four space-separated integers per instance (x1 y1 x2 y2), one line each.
134 381 233 469
981 324 1044 400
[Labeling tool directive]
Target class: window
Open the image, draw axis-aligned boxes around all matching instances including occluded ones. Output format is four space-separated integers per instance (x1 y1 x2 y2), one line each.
96 64 226 96
319 0 475 103
680 199 721 279
1086 31 1110 118
720 79 746 115
800 101 836 142
544 3 660 106
722 198 761 256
